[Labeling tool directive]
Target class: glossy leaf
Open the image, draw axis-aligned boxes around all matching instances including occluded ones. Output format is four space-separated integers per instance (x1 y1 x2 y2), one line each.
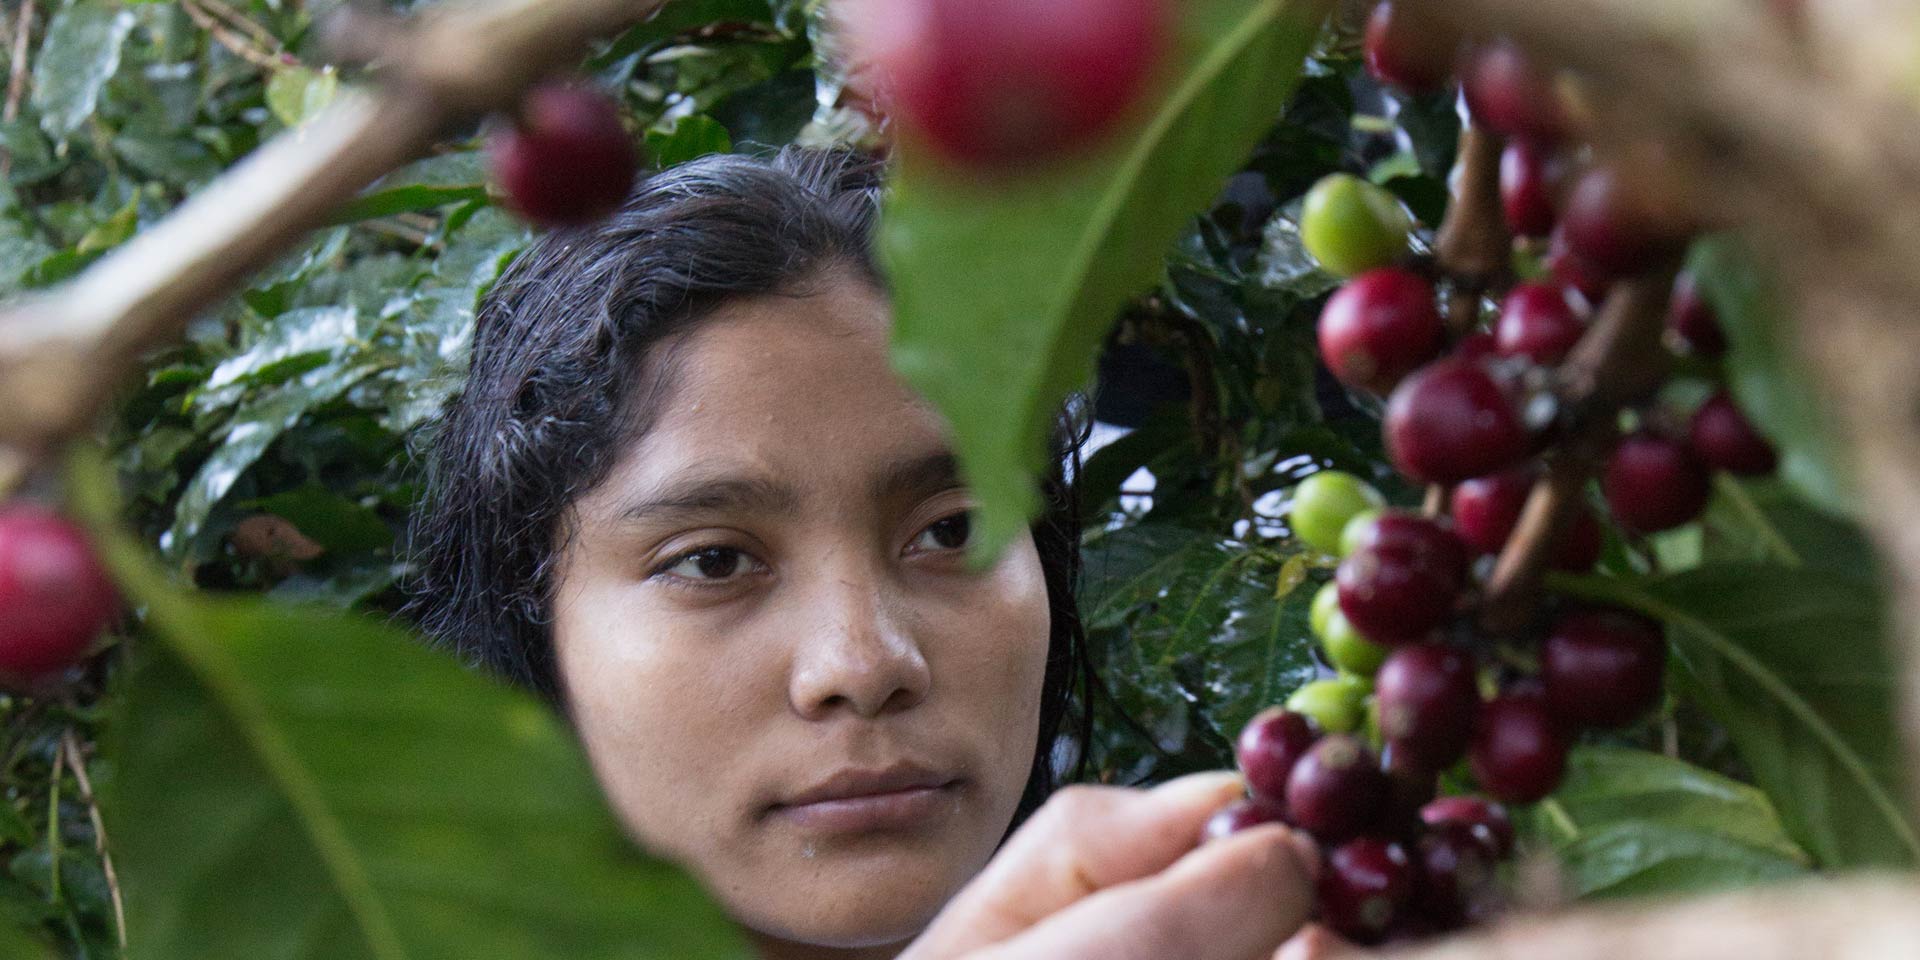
1689 236 1855 516
1528 747 1810 898
1080 523 1319 762
884 0 1336 563
1554 566 1918 869
31 1 135 141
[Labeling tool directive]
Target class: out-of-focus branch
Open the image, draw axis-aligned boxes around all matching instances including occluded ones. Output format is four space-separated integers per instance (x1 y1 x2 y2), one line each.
1352 875 1920 960
0 0 662 495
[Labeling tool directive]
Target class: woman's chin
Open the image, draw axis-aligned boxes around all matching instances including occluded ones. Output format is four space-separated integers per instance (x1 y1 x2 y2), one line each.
726 848 962 950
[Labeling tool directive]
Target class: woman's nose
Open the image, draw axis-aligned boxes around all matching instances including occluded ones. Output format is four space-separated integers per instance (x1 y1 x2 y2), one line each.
787 571 932 721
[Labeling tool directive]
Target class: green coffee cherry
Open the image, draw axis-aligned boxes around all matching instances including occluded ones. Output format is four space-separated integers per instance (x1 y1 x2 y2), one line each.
1287 674 1372 733
1291 471 1385 555
1338 509 1383 558
1310 582 1391 675
1301 173 1414 278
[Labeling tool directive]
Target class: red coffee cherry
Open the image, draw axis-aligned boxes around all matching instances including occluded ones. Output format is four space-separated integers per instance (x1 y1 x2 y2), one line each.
1499 139 1562 238
844 0 1167 170
1494 283 1585 365
1375 644 1480 771
1420 795 1515 858
0 506 117 680
1237 707 1319 806
1454 331 1498 360
1690 390 1778 475
1385 358 1530 484
1318 268 1445 394
489 83 639 227
1336 514 1469 643
1542 608 1666 730
1561 167 1690 280
1451 468 1605 571
1319 837 1416 944
1287 735 1390 843
1413 821 1499 929
1201 797 1286 842
1363 2 1458 94
1470 693 1569 804
1462 40 1565 143
1603 432 1712 533
1547 222 1612 305
1668 273 1729 358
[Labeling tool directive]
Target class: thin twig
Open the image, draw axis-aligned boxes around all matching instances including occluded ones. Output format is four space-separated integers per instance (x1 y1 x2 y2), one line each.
60 729 125 950
0 0 36 180
192 0 285 57
181 0 284 71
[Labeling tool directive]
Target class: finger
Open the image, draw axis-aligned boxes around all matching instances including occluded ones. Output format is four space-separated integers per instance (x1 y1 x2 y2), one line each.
911 772 1245 955
1274 923 1364 960
970 822 1320 960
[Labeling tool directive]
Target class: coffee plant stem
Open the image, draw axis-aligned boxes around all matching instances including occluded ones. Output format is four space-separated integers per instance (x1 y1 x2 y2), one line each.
1434 126 1512 335
61 728 124 950
0 0 661 474
1479 269 1673 633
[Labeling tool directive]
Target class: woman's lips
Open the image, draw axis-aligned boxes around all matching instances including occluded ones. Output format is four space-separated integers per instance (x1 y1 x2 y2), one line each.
771 776 963 833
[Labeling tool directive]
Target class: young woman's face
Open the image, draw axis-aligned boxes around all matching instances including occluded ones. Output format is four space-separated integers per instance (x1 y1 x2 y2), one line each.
548 270 1054 951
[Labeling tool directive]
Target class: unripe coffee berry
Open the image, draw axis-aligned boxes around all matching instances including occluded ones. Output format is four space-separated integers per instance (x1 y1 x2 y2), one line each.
1290 470 1385 556
1301 173 1414 279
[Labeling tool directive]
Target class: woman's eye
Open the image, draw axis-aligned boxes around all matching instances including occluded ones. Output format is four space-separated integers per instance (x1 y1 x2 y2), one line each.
911 511 973 553
657 546 759 584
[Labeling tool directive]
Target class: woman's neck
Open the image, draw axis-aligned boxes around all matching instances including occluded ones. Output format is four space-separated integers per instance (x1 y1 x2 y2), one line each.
746 930 912 960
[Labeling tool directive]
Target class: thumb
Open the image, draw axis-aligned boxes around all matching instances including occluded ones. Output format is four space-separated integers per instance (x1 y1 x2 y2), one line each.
906 772 1258 957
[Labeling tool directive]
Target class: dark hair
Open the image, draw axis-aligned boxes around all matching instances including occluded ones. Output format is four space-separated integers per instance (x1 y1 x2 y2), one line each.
404 146 1092 820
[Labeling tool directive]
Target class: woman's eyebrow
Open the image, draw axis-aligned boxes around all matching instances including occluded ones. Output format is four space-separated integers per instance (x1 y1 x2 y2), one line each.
870 451 965 502
616 452 963 524
618 473 801 524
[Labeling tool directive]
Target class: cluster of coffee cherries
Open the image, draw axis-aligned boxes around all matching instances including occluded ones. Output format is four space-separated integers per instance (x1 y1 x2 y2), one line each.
0 505 118 689
487 80 640 228
1200 2 1790 944
1209 703 1516 943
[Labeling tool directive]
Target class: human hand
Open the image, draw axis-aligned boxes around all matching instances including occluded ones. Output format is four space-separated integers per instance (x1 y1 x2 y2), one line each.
899 772 1321 960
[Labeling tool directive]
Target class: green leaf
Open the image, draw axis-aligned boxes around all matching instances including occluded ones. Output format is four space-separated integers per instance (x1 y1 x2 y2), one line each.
267 66 340 129
883 0 1335 564
1525 747 1809 899
1689 236 1856 516
589 0 779 68
168 359 385 557
646 115 733 169
30 1 136 141
1552 566 1918 869
76 196 139 255
65 452 745 960
329 185 490 226
1081 523 1319 752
